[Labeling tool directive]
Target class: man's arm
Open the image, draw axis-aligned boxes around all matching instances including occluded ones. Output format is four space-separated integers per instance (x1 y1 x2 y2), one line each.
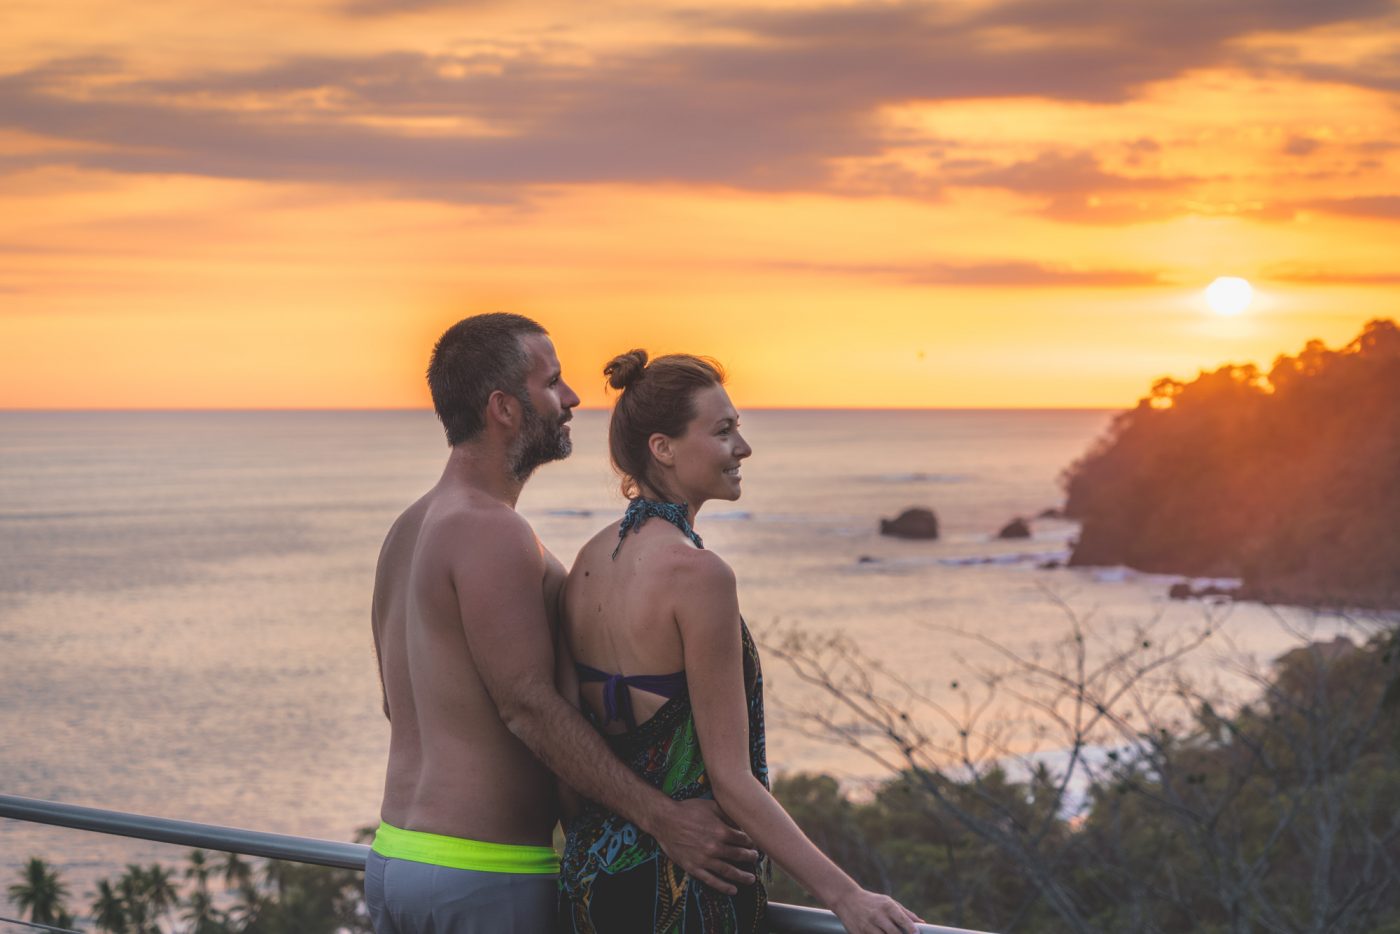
456 510 757 892
545 544 583 822
551 621 584 825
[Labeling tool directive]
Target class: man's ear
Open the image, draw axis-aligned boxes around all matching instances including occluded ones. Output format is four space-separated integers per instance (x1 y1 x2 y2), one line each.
648 432 675 468
486 389 520 428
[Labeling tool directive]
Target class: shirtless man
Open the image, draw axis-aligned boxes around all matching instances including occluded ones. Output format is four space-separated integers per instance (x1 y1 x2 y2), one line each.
365 313 757 932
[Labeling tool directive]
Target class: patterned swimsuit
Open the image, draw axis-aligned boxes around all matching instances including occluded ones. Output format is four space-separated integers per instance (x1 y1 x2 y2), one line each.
560 499 770 933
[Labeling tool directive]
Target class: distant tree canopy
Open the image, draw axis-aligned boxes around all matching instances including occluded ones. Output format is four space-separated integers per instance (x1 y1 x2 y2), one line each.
1062 318 1400 606
769 619 1400 933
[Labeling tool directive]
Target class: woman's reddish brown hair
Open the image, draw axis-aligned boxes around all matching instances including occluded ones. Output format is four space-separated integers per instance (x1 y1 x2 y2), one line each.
604 349 726 499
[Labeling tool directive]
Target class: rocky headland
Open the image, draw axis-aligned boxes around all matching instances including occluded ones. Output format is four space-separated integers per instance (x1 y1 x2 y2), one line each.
1061 318 1400 609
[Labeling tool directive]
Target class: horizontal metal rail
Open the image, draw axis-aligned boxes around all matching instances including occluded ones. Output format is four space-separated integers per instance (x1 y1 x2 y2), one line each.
0 914 82 934
0 794 366 869
1 794 991 934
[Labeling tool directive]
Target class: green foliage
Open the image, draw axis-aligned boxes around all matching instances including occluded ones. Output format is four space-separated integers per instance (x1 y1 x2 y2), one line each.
8 856 72 926
774 625 1400 933
1062 318 1400 607
13 843 373 934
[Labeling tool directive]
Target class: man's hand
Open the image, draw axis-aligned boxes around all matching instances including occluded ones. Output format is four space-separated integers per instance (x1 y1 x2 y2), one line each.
651 798 759 895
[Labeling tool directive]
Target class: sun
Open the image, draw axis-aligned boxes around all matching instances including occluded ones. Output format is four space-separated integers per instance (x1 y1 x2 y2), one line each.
1205 276 1254 316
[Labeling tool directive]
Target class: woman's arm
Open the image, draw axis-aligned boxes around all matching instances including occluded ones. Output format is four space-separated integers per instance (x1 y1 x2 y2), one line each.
673 550 922 934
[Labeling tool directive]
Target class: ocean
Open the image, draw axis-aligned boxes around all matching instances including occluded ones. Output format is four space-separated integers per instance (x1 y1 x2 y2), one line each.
0 409 1350 894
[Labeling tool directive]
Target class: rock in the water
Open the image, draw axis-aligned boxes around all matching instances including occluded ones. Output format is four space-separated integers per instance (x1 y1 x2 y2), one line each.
857 555 879 564
997 517 1032 539
1168 582 1193 600
1037 507 1064 519
880 507 939 540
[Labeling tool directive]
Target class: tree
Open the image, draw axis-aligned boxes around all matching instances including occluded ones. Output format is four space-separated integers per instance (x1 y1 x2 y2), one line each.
141 863 179 921
8 857 71 927
185 849 212 898
29 844 372 934
111 863 177 934
763 601 1400 933
1061 318 1400 608
218 851 254 892
181 887 228 934
117 865 152 933
90 877 128 933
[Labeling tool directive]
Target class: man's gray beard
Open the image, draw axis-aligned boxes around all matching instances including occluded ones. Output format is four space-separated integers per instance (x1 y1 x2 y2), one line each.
510 398 572 481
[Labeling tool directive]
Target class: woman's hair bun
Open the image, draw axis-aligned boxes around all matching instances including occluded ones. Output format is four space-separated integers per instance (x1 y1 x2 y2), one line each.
604 349 649 390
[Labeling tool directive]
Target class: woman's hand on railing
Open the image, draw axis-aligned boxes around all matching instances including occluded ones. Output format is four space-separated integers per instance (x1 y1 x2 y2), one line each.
831 888 924 934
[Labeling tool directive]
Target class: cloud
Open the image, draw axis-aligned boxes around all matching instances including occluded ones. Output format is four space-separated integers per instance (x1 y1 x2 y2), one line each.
909 261 1162 287
1283 135 1322 157
949 151 1182 196
339 0 495 16
973 0 1395 44
0 52 860 198
774 259 1164 287
0 241 86 255
1 0 1396 201
942 150 1194 223
1301 196 1400 219
1268 263 1400 284
1271 54 1400 95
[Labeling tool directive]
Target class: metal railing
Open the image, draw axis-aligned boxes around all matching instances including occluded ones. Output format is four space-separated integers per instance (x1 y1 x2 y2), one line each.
1 795 991 934
0 915 84 933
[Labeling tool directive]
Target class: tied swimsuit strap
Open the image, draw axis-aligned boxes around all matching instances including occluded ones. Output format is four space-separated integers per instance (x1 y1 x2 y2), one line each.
582 496 698 731
611 497 703 559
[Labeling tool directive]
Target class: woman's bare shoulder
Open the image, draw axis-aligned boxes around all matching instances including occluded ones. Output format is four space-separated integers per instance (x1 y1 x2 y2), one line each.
662 541 736 591
567 525 619 577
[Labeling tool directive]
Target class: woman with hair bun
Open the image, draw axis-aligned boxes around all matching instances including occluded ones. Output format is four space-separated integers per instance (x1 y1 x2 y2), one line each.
558 351 921 933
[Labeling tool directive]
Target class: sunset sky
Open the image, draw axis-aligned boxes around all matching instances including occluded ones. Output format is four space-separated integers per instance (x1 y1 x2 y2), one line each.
3 0 1400 408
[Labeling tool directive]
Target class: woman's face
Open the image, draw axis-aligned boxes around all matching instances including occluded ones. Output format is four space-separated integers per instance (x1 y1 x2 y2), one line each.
661 383 752 505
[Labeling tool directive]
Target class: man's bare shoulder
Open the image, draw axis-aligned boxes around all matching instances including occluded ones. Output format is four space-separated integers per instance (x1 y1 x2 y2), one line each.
419 491 534 551
379 492 432 553
374 493 432 610
418 495 548 606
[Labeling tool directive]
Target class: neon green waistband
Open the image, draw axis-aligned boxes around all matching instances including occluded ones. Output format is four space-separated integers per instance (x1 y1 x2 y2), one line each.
370 821 560 875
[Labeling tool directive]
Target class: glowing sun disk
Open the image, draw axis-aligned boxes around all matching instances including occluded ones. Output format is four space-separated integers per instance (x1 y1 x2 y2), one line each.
1206 276 1254 316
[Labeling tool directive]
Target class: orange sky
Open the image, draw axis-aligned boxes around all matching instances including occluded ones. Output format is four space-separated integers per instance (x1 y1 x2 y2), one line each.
3 0 1400 408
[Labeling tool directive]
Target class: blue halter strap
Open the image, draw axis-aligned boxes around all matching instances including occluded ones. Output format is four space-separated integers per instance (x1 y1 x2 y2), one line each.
611 497 703 558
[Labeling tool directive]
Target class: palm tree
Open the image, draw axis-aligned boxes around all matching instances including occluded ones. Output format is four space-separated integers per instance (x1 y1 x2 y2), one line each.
218 851 254 892
181 887 228 934
7 856 70 926
185 849 213 897
227 880 265 933
261 860 294 901
117 865 152 934
89 878 128 933
140 863 178 920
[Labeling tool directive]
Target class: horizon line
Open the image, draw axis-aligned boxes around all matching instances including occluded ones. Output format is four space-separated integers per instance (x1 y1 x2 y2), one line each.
0 404 1124 414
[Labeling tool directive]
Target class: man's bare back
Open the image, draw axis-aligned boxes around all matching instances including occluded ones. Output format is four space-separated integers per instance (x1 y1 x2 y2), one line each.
372 484 565 846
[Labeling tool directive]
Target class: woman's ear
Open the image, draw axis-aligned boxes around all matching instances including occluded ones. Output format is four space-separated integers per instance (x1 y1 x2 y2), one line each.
648 432 675 468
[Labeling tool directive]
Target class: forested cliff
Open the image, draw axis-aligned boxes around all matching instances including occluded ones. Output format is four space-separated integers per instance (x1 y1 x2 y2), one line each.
1063 318 1400 607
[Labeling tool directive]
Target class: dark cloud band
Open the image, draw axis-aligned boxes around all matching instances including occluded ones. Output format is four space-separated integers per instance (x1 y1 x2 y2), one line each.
1 0 1395 203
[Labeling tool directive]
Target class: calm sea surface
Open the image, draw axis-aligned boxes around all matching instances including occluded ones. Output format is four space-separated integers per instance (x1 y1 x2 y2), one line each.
0 409 1347 893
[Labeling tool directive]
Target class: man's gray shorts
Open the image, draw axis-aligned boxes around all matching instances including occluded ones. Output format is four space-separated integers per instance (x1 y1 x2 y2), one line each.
365 851 557 933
